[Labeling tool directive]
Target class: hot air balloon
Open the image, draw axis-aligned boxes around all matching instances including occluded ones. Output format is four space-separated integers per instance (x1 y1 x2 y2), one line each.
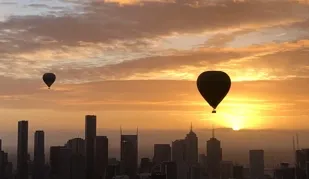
197 71 231 113
42 73 56 89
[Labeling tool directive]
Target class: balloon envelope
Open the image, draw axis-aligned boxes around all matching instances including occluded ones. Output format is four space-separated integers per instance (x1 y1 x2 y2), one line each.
197 71 231 113
43 73 56 89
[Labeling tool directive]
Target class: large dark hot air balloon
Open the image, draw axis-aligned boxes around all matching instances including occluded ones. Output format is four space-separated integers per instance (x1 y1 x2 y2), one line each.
42 73 56 89
197 71 231 113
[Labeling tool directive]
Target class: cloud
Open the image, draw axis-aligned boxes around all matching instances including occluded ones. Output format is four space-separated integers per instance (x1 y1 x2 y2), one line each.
0 0 307 53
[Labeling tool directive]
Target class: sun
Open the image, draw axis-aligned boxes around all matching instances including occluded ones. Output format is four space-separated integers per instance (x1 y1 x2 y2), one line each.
232 124 241 131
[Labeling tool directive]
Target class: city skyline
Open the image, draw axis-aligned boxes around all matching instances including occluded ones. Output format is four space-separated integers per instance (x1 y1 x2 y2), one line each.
0 117 304 179
0 119 306 168
0 0 308 132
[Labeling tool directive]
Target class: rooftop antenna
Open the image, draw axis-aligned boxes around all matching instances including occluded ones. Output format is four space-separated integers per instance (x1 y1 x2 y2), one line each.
212 123 215 138
293 136 297 179
120 125 122 135
190 122 193 132
296 133 300 150
136 127 139 135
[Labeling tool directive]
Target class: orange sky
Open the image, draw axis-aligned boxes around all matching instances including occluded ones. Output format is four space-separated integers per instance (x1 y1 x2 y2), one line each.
0 0 308 132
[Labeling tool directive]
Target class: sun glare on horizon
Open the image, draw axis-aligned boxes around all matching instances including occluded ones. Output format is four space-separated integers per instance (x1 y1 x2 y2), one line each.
232 124 241 131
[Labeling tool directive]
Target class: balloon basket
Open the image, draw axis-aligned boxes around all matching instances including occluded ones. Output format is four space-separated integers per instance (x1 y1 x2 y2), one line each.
212 110 216 113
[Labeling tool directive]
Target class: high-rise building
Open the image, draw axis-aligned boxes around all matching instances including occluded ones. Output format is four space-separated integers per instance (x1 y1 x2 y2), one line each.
120 130 138 179
66 138 86 179
33 130 45 179
206 128 222 179
85 115 97 179
17 120 28 179
153 144 171 165
220 161 233 179
172 139 186 162
249 149 264 179
96 136 108 179
172 139 188 179
66 138 85 156
185 124 198 166
50 146 72 179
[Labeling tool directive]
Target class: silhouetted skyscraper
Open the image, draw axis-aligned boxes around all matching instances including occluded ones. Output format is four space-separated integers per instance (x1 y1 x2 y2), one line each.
66 138 85 156
185 123 198 166
172 139 186 162
50 146 71 179
66 138 86 179
249 149 264 179
85 115 97 179
96 136 108 179
153 144 171 165
172 139 188 179
33 130 45 179
120 129 138 179
206 128 222 179
17 120 28 179
0 139 2 151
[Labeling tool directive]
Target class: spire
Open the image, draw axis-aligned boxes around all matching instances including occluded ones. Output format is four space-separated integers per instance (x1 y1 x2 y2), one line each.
296 133 300 150
120 125 122 135
190 122 193 132
136 127 139 135
212 124 215 138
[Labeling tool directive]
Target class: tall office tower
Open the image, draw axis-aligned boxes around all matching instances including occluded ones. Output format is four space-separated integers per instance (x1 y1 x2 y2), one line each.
96 136 108 179
249 149 264 179
153 144 171 165
66 138 86 179
172 139 186 162
206 128 222 179
185 124 198 166
160 161 177 179
172 139 188 179
233 165 244 179
120 131 138 179
33 130 45 179
17 120 28 179
85 115 97 179
220 161 233 179
50 146 72 179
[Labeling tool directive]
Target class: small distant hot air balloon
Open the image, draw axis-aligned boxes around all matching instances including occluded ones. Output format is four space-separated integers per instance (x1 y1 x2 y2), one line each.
197 71 231 113
42 73 56 89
